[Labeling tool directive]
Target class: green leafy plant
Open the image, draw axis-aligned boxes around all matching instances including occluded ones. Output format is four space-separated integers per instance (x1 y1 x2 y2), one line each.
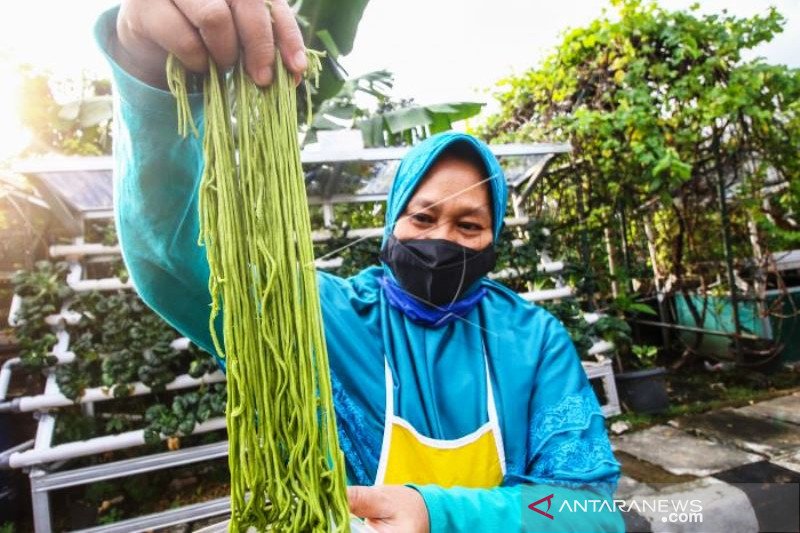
97 508 124 526
143 383 227 444
590 315 634 372
11 261 72 368
306 69 485 147
631 344 659 369
541 300 595 360
12 258 225 444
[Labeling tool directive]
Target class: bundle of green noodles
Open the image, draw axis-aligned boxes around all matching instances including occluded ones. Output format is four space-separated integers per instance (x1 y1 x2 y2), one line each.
166 50 350 532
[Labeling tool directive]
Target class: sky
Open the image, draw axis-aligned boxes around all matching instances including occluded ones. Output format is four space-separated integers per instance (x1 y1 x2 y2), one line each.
0 0 798 159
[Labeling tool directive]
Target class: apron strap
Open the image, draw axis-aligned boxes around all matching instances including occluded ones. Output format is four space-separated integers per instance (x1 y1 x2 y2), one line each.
374 359 394 485
483 345 507 476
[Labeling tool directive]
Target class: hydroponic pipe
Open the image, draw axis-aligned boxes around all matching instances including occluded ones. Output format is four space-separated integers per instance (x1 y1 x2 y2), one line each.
0 371 225 413
0 352 76 404
1 417 227 469
0 357 19 402
0 439 34 466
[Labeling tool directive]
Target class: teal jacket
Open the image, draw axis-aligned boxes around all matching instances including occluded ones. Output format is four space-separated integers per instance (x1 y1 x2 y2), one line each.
96 7 624 531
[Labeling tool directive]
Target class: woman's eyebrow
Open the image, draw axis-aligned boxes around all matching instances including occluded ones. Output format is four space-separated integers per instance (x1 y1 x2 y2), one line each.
405 198 439 212
405 199 491 219
462 204 491 217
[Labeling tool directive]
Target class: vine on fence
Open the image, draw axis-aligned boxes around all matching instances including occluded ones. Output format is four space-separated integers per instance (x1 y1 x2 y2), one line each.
480 0 800 367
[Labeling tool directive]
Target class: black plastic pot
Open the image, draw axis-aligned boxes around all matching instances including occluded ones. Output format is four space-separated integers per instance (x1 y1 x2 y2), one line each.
615 367 670 414
733 337 785 373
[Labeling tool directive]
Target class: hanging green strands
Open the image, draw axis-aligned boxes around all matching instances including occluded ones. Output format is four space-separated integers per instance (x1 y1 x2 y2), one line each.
167 40 350 532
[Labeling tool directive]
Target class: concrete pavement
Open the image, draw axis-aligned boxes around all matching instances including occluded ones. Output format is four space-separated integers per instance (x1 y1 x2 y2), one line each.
610 392 800 532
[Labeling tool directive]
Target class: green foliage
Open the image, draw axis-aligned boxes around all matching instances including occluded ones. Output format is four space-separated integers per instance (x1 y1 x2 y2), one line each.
12 256 225 444
11 261 72 368
631 344 659 368
541 300 595 359
495 219 551 291
294 0 371 105
609 292 657 316
592 315 633 351
316 226 382 278
97 508 124 526
143 383 227 444
308 69 484 147
18 69 112 156
58 290 184 399
480 1 800 357
53 409 99 445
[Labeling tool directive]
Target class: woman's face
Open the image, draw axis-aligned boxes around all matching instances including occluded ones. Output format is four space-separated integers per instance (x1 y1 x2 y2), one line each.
392 155 493 250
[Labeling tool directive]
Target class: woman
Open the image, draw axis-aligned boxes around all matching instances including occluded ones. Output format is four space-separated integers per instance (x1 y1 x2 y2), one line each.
97 1 624 531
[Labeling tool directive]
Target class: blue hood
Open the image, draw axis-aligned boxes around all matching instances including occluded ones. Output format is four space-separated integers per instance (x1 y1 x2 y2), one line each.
382 132 508 246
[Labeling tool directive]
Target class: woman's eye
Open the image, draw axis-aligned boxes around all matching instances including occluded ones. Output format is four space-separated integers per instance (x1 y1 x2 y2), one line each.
411 213 434 224
458 222 481 231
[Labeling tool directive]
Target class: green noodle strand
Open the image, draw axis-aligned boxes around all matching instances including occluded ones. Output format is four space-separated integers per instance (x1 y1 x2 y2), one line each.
167 48 350 532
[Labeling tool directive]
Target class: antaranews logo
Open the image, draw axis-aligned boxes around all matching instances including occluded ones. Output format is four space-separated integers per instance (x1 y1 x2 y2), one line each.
523 487 704 531
528 493 555 520
522 488 626 532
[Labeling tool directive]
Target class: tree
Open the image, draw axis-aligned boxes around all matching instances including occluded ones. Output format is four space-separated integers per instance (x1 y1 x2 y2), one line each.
480 0 800 362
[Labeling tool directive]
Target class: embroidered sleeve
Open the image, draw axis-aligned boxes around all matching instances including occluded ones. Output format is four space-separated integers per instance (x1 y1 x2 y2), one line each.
526 385 619 496
519 318 621 497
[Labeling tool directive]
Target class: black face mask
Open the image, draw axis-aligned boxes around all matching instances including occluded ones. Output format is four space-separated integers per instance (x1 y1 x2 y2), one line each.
380 235 497 307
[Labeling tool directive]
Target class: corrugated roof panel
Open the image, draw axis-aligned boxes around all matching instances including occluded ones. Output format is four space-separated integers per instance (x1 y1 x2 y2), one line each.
30 169 113 213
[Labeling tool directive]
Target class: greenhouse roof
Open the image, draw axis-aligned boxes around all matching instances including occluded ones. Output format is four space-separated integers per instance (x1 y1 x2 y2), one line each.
13 142 571 230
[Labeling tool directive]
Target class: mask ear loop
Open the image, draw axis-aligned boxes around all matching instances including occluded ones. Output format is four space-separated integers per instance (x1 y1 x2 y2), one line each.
446 243 469 307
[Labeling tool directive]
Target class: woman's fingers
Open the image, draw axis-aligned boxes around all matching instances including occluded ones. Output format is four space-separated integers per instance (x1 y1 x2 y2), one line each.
118 0 307 87
172 0 239 70
347 486 393 519
229 0 275 85
141 3 206 72
270 0 307 75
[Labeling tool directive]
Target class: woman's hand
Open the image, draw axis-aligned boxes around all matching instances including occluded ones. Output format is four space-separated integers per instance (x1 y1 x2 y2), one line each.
348 485 430 533
114 0 307 88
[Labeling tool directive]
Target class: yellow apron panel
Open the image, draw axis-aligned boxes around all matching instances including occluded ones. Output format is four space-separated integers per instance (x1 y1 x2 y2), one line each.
382 422 504 488
376 349 507 488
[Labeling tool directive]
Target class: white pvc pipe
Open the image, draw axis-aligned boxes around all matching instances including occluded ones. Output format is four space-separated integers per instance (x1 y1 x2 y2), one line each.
51 331 71 358
0 357 19 402
8 417 227 469
0 351 77 403
7 294 22 327
489 261 566 281
589 340 615 355
69 277 133 292
50 243 121 258
34 414 57 452
66 260 83 285
314 257 344 270
583 312 601 324
309 216 531 243
170 337 191 351
16 371 225 413
519 286 574 303
34 376 59 452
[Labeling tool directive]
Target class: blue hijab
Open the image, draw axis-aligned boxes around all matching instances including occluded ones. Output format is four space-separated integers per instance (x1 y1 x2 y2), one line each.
316 132 620 493
381 132 508 245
